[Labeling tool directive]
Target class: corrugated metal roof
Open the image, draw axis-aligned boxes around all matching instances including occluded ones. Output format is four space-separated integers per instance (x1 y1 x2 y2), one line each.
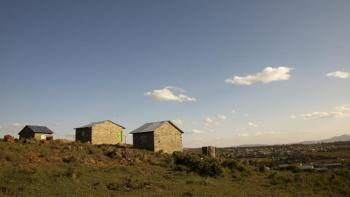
75 120 125 129
26 125 54 134
130 120 183 134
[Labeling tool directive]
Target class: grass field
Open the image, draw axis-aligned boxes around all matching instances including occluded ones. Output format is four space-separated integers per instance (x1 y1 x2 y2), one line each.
0 141 350 197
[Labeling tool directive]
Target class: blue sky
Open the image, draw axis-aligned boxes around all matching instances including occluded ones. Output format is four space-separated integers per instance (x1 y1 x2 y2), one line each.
1 0 349 147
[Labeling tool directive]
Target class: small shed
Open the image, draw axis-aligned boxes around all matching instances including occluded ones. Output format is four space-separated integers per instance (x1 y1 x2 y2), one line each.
18 125 54 140
130 120 183 153
75 120 125 144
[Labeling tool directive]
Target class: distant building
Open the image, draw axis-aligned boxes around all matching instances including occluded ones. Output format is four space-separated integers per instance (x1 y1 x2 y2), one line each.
18 125 54 140
130 120 183 153
75 120 125 144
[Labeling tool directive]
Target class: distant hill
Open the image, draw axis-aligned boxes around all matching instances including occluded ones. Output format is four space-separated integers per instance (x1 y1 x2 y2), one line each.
300 134 350 144
236 144 268 148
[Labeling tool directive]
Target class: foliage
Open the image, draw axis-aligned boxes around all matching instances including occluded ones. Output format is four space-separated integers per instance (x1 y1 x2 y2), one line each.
172 152 223 177
0 141 350 196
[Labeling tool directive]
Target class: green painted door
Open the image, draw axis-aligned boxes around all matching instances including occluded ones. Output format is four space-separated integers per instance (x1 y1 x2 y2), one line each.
118 131 123 143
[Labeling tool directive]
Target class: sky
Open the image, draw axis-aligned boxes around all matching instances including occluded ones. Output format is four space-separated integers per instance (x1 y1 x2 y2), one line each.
0 0 350 147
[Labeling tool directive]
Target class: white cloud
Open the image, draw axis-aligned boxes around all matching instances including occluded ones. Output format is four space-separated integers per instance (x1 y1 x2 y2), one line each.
225 66 292 86
238 133 249 137
327 71 350 79
191 129 204 134
238 131 285 137
231 110 237 115
248 121 259 128
289 115 297 119
172 119 184 126
204 114 227 126
205 117 214 124
145 86 196 102
292 105 350 120
11 123 23 127
185 129 204 134
217 114 227 120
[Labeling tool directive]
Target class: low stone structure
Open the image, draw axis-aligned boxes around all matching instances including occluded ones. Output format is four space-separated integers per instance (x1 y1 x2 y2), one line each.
75 120 125 145
130 120 183 153
18 125 54 141
202 146 216 158
3 135 15 142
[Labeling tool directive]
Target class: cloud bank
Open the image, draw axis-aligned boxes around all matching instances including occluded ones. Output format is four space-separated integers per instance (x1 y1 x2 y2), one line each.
291 105 350 120
226 66 292 85
145 87 196 102
327 71 349 79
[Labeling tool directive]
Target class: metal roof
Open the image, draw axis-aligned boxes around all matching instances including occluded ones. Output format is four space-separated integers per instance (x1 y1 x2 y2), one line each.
130 120 183 134
25 125 54 134
75 120 126 129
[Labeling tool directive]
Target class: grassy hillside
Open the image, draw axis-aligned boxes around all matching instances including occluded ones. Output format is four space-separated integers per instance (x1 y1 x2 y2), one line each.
0 140 350 197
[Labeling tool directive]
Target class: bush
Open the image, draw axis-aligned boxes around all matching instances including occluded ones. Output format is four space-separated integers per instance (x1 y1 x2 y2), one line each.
62 155 77 163
65 167 82 179
106 177 150 191
172 152 223 177
104 147 124 160
269 173 292 185
222 159 246 172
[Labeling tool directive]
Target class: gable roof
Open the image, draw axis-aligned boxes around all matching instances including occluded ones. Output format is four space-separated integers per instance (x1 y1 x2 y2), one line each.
130 120 183 134
19 125 54 134
75 120 126 129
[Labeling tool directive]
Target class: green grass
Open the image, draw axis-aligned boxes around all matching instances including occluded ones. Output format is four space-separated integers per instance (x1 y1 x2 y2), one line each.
0 141 349 196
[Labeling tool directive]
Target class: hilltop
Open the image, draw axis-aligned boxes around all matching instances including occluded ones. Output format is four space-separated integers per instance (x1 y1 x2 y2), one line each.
1 140 350 196
300 134 350 145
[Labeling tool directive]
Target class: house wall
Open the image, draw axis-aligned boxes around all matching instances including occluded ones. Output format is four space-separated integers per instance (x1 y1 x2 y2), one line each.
75 128 92 143
132 132 154 151
34 133 53 141
154 122 183 153
18 127 35 139
91 121 123 144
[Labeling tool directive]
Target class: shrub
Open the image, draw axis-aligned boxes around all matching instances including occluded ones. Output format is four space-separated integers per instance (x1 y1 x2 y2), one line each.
335 169 350 179
106 182 120 191
222 159 246 172
4 153 21 162
172 152 223 177
0 186 14 196
269 173 292 185
106 177 150 191
62 155 77 163
104 148 123 159
65 167 81 179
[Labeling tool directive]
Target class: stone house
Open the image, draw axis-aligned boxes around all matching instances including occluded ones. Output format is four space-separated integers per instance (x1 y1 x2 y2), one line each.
130 120 183 153
18 125 54 140
75 120 125 144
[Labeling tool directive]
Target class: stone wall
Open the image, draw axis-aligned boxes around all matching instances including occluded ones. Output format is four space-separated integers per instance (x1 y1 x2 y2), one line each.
34 133 53 141
154 122 183 153
91 121 123 144
202 146 216 158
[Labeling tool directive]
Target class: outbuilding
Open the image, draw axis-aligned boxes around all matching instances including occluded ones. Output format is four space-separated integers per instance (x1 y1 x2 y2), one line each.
18 125 54 140
75 120 125 144
130 120 183 153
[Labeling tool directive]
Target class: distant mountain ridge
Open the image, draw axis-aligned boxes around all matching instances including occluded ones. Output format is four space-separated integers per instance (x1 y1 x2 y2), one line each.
234 134 350 147
299 134 350 145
